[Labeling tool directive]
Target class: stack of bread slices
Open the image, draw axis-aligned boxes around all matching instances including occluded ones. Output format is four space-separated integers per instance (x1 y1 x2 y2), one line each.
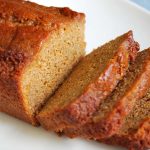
0 0 149 150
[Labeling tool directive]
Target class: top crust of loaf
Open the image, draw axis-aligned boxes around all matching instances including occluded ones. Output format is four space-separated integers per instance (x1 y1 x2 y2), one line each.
0 0 84 27
0 0 85 124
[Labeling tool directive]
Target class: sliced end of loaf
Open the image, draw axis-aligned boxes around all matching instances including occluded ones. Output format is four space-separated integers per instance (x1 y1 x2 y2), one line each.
21 20 85 124
37 31 139 131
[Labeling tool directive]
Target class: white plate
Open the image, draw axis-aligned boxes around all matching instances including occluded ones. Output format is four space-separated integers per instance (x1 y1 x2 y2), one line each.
0 0 150 150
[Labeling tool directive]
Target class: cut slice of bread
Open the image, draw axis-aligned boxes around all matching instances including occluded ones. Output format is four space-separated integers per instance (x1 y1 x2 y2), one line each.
37 31 139 132
0 0 85 125
103 87 150 150
64 48 150 140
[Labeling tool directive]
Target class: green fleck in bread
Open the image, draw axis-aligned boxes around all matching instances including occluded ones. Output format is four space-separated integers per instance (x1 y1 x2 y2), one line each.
0 0 85 125
37 31 139 132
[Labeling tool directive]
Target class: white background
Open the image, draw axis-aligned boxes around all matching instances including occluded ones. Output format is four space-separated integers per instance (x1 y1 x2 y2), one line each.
0 0 150 150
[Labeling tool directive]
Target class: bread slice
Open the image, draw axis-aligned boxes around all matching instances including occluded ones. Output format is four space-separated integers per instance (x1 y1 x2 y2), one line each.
37 31 139 132
0 0 85 125
64 48 150 140
103 87 150 150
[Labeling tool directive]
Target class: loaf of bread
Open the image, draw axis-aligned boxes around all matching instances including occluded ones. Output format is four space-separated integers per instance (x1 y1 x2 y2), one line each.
0 1 149 150
64 48 150 140
103 78 150 150
0 0 85 125
37 31 139 132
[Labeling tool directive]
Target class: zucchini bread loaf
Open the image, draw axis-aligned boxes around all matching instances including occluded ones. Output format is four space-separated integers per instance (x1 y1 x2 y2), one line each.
64 48 150 140
104 82 150 150
37 31 139 132
0 0 85 125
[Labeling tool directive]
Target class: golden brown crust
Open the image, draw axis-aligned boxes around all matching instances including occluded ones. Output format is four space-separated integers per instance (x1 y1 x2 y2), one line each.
37 31 139 131
0 0 84 27
0 0 85 125
103 119 150 150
